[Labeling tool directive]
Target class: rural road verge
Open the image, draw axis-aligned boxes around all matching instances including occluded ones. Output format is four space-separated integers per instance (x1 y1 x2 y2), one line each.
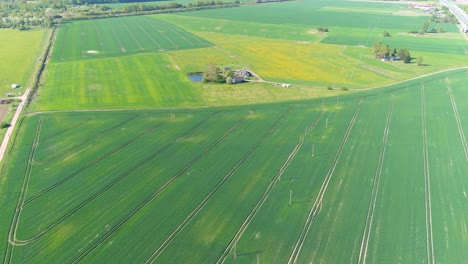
0 88 30 162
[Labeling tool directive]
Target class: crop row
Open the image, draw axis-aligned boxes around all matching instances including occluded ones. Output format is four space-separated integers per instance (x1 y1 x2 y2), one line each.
51 16 213 63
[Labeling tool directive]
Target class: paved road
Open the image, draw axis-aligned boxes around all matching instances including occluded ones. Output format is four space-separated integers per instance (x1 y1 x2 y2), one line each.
0 88 30 162
440 0 468 32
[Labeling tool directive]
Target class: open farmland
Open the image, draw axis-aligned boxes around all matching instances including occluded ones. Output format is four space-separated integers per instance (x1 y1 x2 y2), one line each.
0 29 48 95
1 69 468 263
51 16 213 62
37 0 468 112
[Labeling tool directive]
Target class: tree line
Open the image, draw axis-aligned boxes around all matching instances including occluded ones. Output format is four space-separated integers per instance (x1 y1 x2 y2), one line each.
0 0 285 29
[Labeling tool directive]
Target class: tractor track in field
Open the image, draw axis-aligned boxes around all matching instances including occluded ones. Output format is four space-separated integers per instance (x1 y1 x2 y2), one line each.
31 115 138 165
71 110 254 263
157 19 197 47
216 109 326 263
107 21 126 53
144 108 292 264
143 18 178 49
3 117 44 263
136 23 163 50
37 116 95 143
23 114 174 206
358 94 394 264
445 77 468 161
421 84 435 264
121 21 144 51
10 112 218 246
288 98 364 264
93 21 105 55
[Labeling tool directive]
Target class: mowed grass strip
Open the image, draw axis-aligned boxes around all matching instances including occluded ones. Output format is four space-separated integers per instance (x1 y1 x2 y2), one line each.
50 16 213 63
39 52 204 110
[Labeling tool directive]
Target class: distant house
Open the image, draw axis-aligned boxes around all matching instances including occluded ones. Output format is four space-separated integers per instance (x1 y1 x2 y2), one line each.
391 56 401 61
11 84 19 89
282 84 291 88
231 77 245 84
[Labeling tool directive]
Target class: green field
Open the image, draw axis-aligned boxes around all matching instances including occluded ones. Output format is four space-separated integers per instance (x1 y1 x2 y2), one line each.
0 29 48 95
51 16 213 63
1 69 468 263
38 0 468 111
1 0 468 262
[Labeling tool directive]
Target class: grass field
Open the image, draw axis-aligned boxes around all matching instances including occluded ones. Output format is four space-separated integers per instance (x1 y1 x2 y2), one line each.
1 0 468 262
0 28 48 95
1 69 467 263
39 52 204 110
51 16 213 63
38 0 468 111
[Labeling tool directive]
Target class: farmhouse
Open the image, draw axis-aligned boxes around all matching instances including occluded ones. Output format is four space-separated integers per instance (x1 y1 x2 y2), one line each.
282 84 291 88
230 76 245 84
11 84 19 89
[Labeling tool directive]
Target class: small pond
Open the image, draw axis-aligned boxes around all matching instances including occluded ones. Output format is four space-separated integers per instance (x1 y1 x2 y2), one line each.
187 72 203 82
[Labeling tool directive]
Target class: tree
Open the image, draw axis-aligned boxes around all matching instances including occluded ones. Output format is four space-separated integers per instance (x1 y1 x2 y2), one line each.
420 20 429 34
0 122 9 129
383 30 391 37
203 63 225 83
372 41 390 59
417 56 423 66
397 48 411 63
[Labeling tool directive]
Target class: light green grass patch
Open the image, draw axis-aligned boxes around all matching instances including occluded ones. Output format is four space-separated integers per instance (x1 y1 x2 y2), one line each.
158 14 318 42
0 28 48 95
38 53 204 110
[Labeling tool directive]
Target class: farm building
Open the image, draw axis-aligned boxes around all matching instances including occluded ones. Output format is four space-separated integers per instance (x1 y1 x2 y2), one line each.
230 76 245 84
11 84 19 89
282 84 291 88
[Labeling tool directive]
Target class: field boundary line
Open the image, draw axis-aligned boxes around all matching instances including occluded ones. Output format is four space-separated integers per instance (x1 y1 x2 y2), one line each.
144 108 293 264
445 77 468 161
31 115 139 164
12 112 218 245
288 98 365 264
120 21 144 51
352 67 468 91
3 117 43 263
421 83 435 264
216 109 326 263
71 110 255 262
23 114 174 205
358 94 394 264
